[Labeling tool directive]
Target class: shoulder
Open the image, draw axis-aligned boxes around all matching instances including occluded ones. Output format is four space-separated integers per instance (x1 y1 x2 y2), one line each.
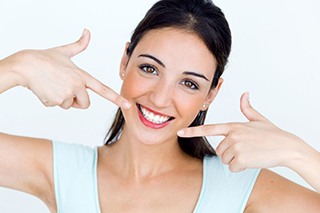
195 156 260 212
246 169 320 212
52 141 100 212
204 155 260 182
52 141 96 159
52 140 97 174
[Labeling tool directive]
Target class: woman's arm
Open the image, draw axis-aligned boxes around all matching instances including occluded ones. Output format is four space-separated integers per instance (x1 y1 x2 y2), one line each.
0 133 56 211
0 29 130 109
179 92 320 191
0 30 131 211
245 169 320 212
0 53 23 93
0 31 93 211
178 92 320 209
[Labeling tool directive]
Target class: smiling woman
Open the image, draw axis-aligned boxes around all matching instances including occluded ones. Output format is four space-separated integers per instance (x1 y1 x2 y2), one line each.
107 27 223 157
1 0 320 212
105 0 231 160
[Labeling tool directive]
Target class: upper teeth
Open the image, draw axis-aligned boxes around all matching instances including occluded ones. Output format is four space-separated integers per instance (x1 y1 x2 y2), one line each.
140 106 171 124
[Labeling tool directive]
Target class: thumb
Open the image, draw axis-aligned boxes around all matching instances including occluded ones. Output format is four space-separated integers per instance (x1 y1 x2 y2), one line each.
240 92 268 122
56 29 91 58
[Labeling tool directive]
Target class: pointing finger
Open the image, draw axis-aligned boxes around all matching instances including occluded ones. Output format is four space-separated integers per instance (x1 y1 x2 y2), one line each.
177 123 233 138
84 73 131 109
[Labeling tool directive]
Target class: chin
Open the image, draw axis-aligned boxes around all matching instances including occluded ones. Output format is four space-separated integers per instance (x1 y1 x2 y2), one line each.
136 132 176 146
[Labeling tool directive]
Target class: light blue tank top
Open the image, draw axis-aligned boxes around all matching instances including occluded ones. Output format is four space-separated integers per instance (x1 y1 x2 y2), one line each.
53 141 260 213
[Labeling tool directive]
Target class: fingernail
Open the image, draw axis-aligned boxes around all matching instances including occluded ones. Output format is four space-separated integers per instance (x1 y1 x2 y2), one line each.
82 28 88 37
122 101 131 109
177 130 185 136
244 91 250 101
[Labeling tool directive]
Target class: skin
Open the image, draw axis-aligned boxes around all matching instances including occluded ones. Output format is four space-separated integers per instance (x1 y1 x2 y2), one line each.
179 92 320 212
96 28 220 212
0 29 131 109
120 28 219 146
0 28 320 212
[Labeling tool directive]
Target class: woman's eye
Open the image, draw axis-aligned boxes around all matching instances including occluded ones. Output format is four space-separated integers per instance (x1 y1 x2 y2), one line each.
181 79 199 90
139 64 158 75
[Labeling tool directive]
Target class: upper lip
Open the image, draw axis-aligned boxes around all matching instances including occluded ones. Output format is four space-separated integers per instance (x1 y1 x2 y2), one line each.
137 104 175 119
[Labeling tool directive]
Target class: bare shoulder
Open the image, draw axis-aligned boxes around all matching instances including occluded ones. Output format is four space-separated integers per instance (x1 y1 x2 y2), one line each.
245 169 320 212
0 133 56 211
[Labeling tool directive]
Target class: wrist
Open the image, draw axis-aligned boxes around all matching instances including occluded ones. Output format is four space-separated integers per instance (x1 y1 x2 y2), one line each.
283 135 316 172
1 50 30 88
0 58 19 93
10 50 31 87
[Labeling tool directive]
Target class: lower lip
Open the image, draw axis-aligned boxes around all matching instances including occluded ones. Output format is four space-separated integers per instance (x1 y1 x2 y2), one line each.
137 106 171 129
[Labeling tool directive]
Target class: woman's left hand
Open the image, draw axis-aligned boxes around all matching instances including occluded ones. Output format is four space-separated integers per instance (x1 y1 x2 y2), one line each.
178 92 307 172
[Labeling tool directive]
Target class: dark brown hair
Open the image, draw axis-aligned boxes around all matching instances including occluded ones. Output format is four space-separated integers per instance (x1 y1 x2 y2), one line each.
105 0 232 159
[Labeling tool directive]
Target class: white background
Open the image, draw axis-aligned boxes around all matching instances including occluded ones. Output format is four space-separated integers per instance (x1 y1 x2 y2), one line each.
1 0 319 212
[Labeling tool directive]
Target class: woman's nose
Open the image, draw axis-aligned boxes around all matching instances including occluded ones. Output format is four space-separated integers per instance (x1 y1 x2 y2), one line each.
149 81 174 108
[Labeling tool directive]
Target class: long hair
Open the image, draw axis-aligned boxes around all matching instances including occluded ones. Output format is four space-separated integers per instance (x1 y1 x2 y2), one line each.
105 0 232 159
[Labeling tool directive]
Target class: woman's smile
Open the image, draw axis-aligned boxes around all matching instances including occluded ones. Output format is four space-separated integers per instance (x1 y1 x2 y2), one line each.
137 103 175 129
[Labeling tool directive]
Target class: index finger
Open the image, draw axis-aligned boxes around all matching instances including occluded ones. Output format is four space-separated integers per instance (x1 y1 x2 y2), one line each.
84 73 131 109
177 123 233 138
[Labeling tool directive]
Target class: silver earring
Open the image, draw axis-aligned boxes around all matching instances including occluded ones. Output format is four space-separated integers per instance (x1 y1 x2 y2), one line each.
203 103 208 108
121 73 125 77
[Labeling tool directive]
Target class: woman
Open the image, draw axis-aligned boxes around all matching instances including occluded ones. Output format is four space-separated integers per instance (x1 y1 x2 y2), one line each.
1 0 320 212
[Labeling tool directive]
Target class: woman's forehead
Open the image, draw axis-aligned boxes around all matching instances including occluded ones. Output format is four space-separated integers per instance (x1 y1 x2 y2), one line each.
132 27 217 75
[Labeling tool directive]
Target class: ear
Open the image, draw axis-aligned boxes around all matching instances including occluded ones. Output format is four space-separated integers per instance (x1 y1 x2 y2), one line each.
119 42 131 80
203 78 223 110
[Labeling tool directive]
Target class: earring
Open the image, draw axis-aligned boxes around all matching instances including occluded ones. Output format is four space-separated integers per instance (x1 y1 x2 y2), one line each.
121 73 125 77
202 103 208 108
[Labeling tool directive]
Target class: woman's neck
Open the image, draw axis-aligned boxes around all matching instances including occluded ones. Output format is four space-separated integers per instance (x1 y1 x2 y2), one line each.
103 127 192 181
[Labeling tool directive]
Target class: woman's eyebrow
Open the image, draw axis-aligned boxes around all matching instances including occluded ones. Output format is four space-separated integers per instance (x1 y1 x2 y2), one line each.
138 54 209 81
138 54 165 68
183 71 209 81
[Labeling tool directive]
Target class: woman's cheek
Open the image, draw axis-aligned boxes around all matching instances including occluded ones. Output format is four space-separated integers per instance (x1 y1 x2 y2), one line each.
120 72 151 100
175 92 205 122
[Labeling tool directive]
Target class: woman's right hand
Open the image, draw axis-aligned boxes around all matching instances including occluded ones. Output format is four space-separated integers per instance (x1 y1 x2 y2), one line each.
0 29 131 110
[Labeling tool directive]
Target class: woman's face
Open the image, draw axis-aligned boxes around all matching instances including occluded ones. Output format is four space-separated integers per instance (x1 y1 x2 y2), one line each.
120 27 222 145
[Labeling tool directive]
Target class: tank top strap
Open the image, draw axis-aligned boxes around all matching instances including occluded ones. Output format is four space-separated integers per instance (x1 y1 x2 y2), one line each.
52 141 100 213
194 156 261 212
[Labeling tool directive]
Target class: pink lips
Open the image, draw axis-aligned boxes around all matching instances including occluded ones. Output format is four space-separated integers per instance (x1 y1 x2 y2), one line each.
137 104 173 129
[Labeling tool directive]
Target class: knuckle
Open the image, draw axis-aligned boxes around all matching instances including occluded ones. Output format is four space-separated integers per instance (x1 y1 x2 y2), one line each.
221 155 229 165
229 165 242 173
228 133 238 142
60 105 70 110
77 38 87 50
230 122 240 129
229 165 237 172
64 88 75 98
115 94 121 102
41 97 54 107
82 100 90 109
73 78 85 90
220 152 230 164
233 156 246 169
215 147 222 156
43 102 51 107
41 99 50 106
232 143 243 153
53 97 64 106
229 161 241 172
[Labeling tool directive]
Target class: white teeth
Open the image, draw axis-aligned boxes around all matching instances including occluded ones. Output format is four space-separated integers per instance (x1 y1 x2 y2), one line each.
140 106 170 124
